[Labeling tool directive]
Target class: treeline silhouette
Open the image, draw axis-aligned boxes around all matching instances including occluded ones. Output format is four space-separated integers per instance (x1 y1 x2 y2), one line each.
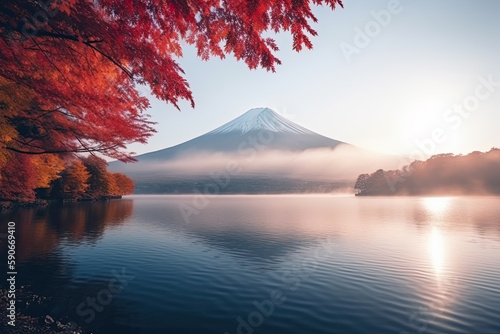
355 148 500 196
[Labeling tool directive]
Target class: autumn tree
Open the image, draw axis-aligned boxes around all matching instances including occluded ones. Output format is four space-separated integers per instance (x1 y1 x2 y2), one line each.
81 155 110 199
0 0 343 161
60 160 90 199
31 154 65 188
109 173 135 196
0 154 37 202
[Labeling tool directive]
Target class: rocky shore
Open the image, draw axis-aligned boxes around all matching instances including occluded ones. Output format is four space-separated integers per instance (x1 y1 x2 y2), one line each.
0 288 88 334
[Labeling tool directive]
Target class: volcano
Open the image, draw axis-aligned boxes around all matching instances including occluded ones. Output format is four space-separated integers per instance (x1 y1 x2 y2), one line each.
109 107 401 194
131 107 346 160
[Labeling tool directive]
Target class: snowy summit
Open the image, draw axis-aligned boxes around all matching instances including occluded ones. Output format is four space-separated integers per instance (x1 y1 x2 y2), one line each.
110 107 347 162
208 107 315 135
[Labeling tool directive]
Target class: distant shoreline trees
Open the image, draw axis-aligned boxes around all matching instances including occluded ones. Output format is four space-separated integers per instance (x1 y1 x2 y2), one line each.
355 148 500 196
0 155 134 203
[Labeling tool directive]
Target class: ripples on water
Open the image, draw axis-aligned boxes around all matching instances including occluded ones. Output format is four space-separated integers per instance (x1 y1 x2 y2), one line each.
1 195 500 334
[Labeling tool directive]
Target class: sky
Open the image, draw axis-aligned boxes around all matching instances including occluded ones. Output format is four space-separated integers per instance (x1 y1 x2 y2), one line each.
126 0 500 157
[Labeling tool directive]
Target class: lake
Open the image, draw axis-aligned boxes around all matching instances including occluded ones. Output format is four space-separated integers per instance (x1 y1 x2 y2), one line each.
1 195 500 334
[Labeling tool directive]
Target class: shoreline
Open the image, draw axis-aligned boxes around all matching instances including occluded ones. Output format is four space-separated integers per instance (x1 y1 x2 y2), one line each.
0 196 123 212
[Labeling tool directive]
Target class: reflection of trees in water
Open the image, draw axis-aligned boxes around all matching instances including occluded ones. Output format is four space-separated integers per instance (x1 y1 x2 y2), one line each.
0 199 133 262
48 199 134 243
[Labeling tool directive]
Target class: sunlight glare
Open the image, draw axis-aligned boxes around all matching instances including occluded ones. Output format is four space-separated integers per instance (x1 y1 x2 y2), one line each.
408 99 443 135
429 227 445 280
423 197 452 216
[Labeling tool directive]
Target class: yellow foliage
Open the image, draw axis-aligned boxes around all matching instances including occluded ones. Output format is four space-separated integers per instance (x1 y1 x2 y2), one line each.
63 160 90 198
31 154 66 188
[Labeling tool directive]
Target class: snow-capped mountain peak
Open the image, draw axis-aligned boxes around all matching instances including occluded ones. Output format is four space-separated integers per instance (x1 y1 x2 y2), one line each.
109 106 346 163
207 107 315 135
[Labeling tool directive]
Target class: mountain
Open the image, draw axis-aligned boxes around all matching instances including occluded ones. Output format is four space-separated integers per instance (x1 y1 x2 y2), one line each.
109 107 402 194
132 107 345 161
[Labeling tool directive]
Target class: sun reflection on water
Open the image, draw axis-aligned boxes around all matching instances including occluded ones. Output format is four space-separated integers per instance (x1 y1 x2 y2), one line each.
430 226 445 279
421 197 452 284
423 197 452 216
423 197 458 319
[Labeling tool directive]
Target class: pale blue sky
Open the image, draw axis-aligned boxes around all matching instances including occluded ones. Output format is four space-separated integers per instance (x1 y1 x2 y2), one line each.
127 0 500 157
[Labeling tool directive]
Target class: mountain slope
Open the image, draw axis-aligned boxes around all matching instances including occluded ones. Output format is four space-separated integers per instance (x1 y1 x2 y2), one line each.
132 107 345 161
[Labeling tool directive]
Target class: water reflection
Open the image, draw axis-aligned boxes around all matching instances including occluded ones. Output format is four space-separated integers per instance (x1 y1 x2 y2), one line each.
423 197 452 216
0 196 499 334
0 199 133 262
429 227 445 280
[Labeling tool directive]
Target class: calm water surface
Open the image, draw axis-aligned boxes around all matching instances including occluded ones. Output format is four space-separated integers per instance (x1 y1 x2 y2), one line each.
1 195 500 334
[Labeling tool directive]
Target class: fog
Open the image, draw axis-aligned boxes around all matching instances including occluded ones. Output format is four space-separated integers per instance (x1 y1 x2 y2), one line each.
116 144 404 181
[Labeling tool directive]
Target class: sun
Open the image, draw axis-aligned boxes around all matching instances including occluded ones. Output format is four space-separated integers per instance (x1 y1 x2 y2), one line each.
396 98 449 154
408 99 443 135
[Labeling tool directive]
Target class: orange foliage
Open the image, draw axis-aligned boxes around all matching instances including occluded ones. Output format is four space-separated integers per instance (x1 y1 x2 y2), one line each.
31 154 65 188
0 0 343 161
1 0 342 201
109 173 135 196
61 160 90 199
0 153 135 202
81 155 111 199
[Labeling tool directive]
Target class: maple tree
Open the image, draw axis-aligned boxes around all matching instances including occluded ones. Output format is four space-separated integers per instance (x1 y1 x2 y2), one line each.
0 0 343 161
0 154 37 201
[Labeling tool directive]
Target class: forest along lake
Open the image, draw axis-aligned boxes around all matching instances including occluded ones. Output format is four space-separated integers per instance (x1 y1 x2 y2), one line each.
1 195 499 334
